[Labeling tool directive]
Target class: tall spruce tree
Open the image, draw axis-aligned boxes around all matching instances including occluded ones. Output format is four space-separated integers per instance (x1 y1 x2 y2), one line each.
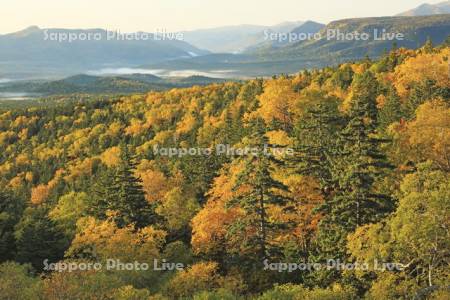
92 145 156 229
312 72 394 286
228 119 291 261
14 206 67 271
289 99 346 275
292 99 345 197
406 79 450 119
379 85 403 129
0 191 24 262
89 166 115 219
332 71 392 228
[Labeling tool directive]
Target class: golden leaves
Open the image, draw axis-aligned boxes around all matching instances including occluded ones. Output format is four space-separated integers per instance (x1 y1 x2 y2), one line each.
139 169 170 203
191 163 245 254
165 262 219 298
156 187 200 231
390 99 450 170
124 118 146 137
176 113 197 135
266 130 294 147
30 184 51 205
99 147 121 168
254 77 299 127
67 216 166 262
64 158 100 182
393 49 450 98
30 169 64 205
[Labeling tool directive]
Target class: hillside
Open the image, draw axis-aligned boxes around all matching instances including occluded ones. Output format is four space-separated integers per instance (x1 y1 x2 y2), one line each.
0 74 229 96
0 44 449 298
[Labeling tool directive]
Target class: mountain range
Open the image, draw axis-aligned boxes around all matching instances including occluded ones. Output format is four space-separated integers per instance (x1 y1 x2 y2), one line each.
0 26 209 79
143 14 450 77
397 0 450 16
252 14 450 59
182 21 304 53
0 2 449 81
245 21 326 51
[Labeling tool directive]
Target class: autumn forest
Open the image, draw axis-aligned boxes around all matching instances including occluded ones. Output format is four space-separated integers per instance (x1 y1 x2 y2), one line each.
0 42 449 299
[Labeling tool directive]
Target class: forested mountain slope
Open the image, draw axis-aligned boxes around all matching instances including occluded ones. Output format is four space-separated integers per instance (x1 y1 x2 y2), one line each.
0 43 449 299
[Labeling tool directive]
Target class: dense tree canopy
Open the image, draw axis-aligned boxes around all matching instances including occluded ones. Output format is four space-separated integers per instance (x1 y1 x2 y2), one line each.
0 43 449 299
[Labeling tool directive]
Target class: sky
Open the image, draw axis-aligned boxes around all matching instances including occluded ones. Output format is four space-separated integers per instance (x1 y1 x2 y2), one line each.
0 0 444 34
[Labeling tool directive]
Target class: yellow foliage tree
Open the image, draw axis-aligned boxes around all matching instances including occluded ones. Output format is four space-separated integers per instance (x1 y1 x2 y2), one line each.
156 187 200 231
99 147 121 168
30 184 51 205
124 118 146 136
393 49 450 98
255 77 299 129
67 216 166 263
164 262 220 298
389 99 450 170
30 169 64 205
191 163 244 255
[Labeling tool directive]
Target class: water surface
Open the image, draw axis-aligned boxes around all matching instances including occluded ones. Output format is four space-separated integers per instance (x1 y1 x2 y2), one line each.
0 92 38 100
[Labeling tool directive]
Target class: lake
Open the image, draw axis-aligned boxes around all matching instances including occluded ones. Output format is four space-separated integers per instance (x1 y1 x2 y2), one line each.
87 67 235 78
0 92 39 100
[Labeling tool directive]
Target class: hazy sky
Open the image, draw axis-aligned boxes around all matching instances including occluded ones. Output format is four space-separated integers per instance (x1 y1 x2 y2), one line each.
0 0 443 34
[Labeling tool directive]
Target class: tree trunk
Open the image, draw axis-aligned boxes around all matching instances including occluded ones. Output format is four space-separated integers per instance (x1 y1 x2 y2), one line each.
259 187 267 260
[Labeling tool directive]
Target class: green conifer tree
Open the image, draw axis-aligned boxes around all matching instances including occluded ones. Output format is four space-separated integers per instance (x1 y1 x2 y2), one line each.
228 119 291 261
0 191 24 262
91 145 156 228
311 72 394 287
292 99 344 197
14 207 67 271
379 85 403 129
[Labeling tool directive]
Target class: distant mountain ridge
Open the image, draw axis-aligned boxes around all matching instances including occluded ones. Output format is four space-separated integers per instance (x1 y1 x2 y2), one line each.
246 21 325 51
0 26 209 79
397 1 450 16
182 21 304 53
290 21 326 35
250 14 450 59
145 14 450 77
1 1 450 81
